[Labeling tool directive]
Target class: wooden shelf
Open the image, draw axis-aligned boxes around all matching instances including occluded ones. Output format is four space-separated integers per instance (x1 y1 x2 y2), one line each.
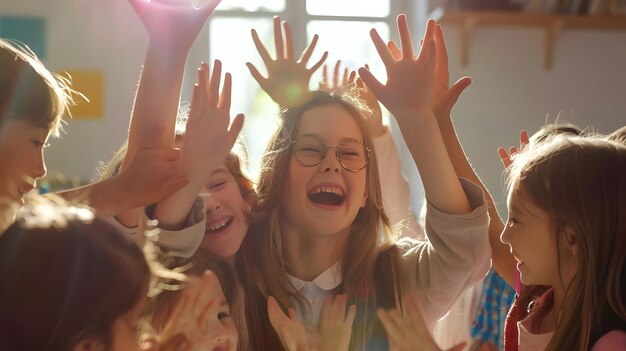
433 10 626 69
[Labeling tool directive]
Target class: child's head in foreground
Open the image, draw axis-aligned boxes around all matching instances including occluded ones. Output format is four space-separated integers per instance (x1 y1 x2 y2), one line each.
0 200 150 351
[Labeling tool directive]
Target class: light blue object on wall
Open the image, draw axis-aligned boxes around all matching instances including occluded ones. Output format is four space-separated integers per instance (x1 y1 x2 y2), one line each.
0 16 46 59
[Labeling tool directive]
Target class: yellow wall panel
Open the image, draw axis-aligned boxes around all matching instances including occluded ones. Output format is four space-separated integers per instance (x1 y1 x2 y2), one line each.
62 70 104 119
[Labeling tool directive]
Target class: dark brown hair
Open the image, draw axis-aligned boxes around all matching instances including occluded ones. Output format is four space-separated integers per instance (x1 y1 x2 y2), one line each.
0 202 150 351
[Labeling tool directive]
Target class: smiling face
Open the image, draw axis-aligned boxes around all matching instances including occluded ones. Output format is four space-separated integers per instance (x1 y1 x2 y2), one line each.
0 120 49 202
501 186 560 286
199 166 249 258
281 103 368 237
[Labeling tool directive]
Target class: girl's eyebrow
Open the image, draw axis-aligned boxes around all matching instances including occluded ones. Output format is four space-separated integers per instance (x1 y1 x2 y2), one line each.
299 133 363 143
209 169 229 177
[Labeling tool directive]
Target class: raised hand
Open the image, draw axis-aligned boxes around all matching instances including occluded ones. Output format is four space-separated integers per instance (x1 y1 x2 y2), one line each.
125 0 222 178
354 65 385 137
360 16 473 215
387 23 472 122
377 296 465 351
117 132 189 209
319 294 356 351
54 131 190 220
267 296 313 351
181 60 244 183
158 271 222 351
247 16 328 108
358 16 437 124
497 130 530 169
319 61 385 137
268 295 356 351
129 0 222 49
151 60 244 229
319 60 352 93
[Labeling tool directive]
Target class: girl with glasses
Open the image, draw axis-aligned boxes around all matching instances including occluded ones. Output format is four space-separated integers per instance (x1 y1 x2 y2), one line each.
237 15 491 350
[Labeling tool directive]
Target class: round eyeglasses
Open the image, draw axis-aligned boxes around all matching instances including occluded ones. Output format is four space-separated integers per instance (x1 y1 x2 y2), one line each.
291 134 370 172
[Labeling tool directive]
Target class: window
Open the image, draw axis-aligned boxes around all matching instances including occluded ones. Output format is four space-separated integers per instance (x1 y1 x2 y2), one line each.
214 0 285 12
306 0 390 17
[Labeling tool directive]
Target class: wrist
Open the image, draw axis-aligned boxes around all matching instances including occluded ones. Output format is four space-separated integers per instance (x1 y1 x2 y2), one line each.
182 160 221 188
435 114 454 130
85 176 132 218
394 109 436 126
110 174 136 211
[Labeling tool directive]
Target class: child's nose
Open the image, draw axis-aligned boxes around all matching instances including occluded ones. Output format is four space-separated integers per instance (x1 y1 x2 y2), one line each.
208 322 232 343
201 193 221 213
500 228 510 245
318 147 341 174
34 151 47 179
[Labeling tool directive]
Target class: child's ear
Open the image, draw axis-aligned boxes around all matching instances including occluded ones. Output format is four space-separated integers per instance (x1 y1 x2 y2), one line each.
563 227 579 255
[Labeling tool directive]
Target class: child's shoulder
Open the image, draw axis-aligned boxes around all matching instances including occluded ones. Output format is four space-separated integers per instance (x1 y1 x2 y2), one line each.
591 330 626 351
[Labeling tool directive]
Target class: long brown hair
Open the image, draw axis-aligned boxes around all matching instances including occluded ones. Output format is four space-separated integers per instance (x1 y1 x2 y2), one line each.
507 134 626 350
237 91 404 350
509 123 587 338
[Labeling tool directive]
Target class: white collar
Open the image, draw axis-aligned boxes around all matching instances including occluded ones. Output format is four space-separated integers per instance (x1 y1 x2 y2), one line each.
287 261 343 291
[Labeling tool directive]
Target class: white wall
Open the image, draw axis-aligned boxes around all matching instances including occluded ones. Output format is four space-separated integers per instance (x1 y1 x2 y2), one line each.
438 24 626 214
2 1 625 214
2 0 150 182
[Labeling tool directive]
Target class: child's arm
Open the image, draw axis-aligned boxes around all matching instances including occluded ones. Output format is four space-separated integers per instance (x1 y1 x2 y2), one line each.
387 26 516 286
247 16 328 108
125 0 222 159
103 0 219 228
79 1 220 224
361 16 490 327
359 16 469 215
319 61 425 239
152 61 244 229
53 141 187 218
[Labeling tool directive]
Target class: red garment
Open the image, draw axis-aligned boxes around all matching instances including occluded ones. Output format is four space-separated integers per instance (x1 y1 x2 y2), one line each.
504 294 521 351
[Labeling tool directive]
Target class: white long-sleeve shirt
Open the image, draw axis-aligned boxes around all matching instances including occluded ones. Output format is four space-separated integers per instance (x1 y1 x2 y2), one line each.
372 127 426 240
287 178 490 331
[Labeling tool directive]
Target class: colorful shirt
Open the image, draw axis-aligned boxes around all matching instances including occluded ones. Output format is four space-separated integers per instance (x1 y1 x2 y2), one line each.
471 269 516 350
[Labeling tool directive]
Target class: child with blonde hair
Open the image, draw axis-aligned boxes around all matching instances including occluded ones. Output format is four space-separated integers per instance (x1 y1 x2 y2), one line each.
0 38 189 229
